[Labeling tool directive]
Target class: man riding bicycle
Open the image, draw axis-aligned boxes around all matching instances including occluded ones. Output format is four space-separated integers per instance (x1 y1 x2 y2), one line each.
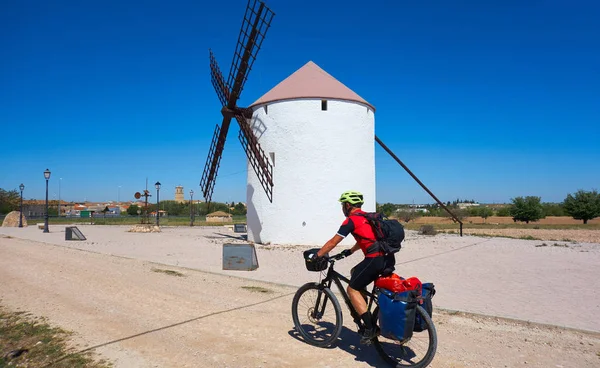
312 190 396 344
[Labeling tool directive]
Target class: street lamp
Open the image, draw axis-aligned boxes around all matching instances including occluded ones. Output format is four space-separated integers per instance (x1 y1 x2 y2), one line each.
190 189 194 226
43 169 51 233
155 181 161 226
58 178 62 218
19 183 24 228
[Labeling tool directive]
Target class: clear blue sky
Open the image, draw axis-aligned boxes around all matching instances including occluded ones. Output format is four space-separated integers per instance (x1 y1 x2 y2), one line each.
1 0 599 204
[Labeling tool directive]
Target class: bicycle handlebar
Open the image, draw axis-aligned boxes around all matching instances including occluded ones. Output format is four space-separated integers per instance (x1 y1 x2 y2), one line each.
328 252 348 262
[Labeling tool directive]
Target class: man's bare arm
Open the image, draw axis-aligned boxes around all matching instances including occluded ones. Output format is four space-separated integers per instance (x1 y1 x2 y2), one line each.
317 234 345 257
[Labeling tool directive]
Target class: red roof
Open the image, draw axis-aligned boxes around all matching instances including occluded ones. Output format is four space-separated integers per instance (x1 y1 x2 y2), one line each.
250 61 375 110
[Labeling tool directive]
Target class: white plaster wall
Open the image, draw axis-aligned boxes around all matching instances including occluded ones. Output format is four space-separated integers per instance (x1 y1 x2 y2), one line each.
247 98 375 246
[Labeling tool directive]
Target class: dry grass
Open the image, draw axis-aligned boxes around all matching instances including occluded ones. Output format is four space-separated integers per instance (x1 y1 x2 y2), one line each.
0 306 111 367
151 268 185 277
241 286 273 293
411 216 600 226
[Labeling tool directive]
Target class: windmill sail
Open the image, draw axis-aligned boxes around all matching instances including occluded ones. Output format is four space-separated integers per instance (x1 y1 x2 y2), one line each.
235 113 273 202
200 123 226 202
200 0 275 204
209 50 230 106
226 0 274 104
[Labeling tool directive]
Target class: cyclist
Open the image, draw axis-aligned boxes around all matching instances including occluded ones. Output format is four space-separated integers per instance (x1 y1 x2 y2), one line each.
312 190 396 344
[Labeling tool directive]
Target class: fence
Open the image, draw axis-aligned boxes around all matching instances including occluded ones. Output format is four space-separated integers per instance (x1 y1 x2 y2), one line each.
0 214 247 226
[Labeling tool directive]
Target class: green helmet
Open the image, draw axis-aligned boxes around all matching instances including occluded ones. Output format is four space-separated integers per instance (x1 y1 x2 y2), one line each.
338 190 364 205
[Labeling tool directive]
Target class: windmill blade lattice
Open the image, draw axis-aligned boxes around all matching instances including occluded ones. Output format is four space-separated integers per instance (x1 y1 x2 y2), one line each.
199 123 227 201
209 50 230 106
199 0 275 204
235 113 273 202
226 0 274 105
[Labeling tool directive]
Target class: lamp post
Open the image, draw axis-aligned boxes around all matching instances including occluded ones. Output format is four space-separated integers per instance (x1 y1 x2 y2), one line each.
19 183 24 228
190 190 194 226
43 169 51 233
155 181 161 226
58 177 62 217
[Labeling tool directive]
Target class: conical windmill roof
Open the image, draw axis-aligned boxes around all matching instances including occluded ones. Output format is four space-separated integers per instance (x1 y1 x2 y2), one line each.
250 61 375 111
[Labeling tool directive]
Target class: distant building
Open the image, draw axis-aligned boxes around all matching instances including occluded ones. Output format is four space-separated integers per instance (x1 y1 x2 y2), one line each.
206 211 232 223
175 186 184 203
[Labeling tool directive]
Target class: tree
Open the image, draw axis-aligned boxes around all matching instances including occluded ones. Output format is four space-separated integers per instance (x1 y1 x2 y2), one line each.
496 206 511 217
542 202 565 217
127 204 140 216
376 203 396 217
563 189 600 224
442 207 467 221
159 200 186 216
509 196 545 224
479 206 493 222
232 202 247 216
101 206 110 222
470 206 493 222
0 188 20 214
396 210 419 223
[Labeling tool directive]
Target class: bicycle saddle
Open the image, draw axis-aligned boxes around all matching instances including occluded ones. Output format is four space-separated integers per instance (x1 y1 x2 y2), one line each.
380 266 395 277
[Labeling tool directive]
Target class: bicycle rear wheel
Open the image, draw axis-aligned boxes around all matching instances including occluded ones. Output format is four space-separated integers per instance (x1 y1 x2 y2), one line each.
373 304 437 368
291 282 343 348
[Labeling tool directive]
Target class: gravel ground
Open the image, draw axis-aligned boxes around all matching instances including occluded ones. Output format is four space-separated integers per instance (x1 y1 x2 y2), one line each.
1 225 599 367
457 228 600 243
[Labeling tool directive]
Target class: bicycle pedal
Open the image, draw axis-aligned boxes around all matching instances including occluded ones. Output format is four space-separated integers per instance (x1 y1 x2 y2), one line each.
359 337 373 346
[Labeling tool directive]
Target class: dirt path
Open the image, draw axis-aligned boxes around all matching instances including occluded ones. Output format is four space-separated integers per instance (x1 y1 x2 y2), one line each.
1 237 598 367
457 228 600 243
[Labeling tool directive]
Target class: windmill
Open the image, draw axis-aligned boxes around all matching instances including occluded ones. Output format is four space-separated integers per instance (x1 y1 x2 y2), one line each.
199 0 275 205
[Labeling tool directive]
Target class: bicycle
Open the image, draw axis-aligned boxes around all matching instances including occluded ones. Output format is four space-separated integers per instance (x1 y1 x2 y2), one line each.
291 250 437 368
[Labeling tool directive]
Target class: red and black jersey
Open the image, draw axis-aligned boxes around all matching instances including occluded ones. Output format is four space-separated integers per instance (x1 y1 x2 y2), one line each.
336 209 383 258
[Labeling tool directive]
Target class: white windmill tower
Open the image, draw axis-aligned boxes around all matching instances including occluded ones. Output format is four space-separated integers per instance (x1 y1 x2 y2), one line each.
246 61 376 245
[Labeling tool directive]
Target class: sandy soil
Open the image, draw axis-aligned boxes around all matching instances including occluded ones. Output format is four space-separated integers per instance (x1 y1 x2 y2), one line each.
1 225 599 367
456 228 600 243
412 216 600 225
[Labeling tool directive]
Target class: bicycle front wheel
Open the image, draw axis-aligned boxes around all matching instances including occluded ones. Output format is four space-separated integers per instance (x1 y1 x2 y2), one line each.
291 282 343 348
373 304 437 368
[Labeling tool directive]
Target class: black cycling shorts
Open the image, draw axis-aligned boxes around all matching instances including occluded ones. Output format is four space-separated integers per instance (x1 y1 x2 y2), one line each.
349 255 395 291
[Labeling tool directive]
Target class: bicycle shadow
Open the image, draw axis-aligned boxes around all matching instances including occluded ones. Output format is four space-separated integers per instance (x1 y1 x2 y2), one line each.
288 326 385 367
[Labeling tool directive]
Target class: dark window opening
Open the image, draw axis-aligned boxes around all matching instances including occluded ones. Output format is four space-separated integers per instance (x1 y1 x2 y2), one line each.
264 105 268 114
269 152 275 166
321 100 328 111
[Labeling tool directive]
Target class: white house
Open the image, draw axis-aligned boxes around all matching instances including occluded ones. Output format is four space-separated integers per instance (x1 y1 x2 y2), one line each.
246 61 376 246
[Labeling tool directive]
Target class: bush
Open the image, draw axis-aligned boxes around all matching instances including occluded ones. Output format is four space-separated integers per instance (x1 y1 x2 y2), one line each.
442 207 468 221
396 210 420 223
496 207 511 217
542 202 565 217
418 225 437 236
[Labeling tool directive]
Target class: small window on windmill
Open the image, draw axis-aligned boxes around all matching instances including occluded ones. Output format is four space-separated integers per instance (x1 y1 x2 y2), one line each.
264 105 268 114
321 100 328 111
269 152 275 166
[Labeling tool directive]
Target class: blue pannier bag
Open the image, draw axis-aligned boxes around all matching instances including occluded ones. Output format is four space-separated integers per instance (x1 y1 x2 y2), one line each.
377 288 418 341
414 282 436 332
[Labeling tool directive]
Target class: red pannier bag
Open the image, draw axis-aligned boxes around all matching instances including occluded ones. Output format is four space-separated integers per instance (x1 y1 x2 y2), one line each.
375 273 422 295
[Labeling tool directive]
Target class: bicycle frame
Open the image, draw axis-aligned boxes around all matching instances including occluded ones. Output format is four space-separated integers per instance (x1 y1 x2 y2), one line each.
314 257 379 328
